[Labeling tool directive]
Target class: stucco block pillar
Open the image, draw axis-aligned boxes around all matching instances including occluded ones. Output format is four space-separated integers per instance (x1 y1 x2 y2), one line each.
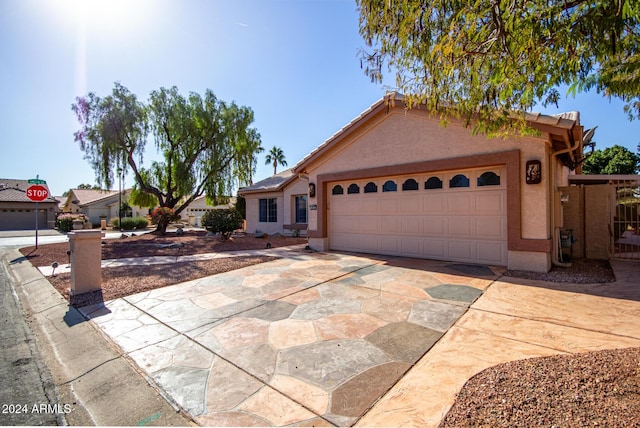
68 230 102 295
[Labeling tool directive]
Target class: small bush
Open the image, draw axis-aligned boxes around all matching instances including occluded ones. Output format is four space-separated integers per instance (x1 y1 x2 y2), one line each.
56 213 87 233
110 216 149 230
150 207 177 225
201 208 243 241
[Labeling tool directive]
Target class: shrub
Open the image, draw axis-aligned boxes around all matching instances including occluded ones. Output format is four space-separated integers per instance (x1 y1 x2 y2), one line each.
201 208 243 241
110 216 149 230
56 213 87 233
150 207 177 225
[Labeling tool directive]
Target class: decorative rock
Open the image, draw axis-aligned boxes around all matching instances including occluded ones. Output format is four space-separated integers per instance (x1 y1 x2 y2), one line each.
255 230 266 238
176 227 184 236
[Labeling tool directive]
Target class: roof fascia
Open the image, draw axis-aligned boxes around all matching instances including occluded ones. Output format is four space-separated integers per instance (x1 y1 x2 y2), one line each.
238 174 299 195
294 94 581 174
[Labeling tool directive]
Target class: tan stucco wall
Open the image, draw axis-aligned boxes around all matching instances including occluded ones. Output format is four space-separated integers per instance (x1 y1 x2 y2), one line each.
507 250 550 273
245 191 285 235
244 178 309 236
304 110 552 271
282 178 309 230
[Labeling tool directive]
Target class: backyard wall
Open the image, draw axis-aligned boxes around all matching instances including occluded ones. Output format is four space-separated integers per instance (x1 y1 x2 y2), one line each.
560 184 614 260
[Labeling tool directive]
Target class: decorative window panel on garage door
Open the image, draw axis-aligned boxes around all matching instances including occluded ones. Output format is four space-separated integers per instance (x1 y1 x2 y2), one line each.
328 167 507 265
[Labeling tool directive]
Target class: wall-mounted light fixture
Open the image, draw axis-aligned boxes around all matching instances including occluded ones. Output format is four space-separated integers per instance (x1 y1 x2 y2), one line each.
308 182 316 197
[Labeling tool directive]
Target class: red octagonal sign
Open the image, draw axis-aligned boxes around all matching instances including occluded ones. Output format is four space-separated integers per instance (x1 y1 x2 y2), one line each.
26 185 49 202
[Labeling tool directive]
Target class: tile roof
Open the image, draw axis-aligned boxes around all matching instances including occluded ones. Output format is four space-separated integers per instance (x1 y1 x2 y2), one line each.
70 189 119 206
238 169 298 194
0 178 58 203
293 93 583 173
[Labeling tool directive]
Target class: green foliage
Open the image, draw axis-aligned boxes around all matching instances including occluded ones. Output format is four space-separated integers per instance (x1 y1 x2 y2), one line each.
201 208 243 241
235 194 246 219
582 144 640 174
111 216 149 230
357 0 640 134
56 213 87 233
72 83 263 234
265 146 287 175
129 186 157 208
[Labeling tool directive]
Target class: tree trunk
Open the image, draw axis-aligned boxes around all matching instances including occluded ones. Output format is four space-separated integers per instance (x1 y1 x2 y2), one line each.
155 218 170 235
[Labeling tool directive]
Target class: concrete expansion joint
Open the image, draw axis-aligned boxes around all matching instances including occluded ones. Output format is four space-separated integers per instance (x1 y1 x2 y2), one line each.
59 356 122 386
33 302 66 316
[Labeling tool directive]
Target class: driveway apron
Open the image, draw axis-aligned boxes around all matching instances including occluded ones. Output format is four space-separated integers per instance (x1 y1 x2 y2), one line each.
79 251 501 426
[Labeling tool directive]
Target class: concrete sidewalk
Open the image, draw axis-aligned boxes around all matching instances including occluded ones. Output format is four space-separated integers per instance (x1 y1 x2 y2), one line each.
357 259 640 427
3 248 195 426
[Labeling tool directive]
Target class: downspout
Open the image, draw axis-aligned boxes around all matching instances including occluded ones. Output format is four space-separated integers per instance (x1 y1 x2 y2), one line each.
550 134 580 268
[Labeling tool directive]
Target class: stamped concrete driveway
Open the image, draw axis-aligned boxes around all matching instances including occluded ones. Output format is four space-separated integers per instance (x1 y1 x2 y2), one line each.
80 251 501 426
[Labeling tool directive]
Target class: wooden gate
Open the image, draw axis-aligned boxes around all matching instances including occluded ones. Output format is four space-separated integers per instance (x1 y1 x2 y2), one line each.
613 182 640 260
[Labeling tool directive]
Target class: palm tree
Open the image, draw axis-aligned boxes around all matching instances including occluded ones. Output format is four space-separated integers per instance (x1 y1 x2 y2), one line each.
265 146 287 175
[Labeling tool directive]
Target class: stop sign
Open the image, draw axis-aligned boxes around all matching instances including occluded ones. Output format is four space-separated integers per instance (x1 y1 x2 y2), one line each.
26 185 49 202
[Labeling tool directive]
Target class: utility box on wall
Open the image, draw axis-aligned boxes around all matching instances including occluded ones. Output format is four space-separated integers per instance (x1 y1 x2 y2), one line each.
68 230 102 295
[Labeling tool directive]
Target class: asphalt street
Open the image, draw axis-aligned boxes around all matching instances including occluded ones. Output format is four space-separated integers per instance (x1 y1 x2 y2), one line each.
0 251 63 426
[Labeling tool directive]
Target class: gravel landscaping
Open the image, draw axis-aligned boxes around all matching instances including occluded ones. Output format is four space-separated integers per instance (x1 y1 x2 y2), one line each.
440 347 640 427
19 230 306 307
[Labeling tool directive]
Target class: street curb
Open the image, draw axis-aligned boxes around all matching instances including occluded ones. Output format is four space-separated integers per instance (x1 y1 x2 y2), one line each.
3 249 195 426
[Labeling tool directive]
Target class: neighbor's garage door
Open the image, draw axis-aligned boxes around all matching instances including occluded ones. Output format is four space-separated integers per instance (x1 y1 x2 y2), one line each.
328 167 507 265
0 208 47 230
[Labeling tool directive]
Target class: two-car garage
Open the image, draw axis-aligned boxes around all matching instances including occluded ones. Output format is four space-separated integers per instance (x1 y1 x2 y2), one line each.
295 94 584 272
327 167 508 265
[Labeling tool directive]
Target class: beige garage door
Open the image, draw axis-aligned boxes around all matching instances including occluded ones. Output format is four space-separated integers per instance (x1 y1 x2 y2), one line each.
328 167 507 265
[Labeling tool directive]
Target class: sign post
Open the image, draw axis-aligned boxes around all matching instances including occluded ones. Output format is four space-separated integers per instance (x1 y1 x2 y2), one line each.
26 177 48 249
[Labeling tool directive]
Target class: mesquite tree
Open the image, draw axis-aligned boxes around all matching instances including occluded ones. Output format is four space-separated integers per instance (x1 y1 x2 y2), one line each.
358 1 640 134
72 83 263 234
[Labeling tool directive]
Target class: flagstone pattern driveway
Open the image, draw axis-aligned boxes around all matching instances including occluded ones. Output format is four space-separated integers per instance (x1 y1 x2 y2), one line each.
80 252 501 426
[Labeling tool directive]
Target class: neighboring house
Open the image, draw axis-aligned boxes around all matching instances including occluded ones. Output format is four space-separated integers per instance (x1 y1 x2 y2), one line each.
239 169 309 236
181 195 236 227
0 179 60 230
61 188 149 225
291 93 587 273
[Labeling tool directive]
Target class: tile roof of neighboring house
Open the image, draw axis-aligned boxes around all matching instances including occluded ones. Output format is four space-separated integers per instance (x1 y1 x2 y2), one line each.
70 189 119 206
238 169 298 194
185 195 237 209
0 178 58 203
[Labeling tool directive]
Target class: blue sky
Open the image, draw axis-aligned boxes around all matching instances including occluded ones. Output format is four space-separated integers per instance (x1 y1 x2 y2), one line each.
1 0 639 196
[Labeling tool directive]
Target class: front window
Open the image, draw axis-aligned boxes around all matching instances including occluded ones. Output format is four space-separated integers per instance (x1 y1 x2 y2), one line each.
259 198 277 222
295 195 307 224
